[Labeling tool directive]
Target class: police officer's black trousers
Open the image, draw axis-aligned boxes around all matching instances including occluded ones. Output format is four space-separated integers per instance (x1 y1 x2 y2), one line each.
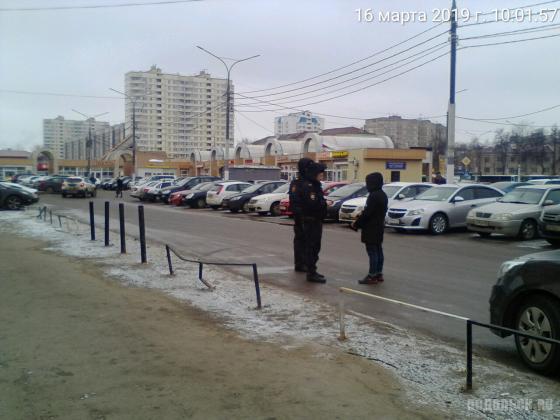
302 218 322 274
293 215 306 268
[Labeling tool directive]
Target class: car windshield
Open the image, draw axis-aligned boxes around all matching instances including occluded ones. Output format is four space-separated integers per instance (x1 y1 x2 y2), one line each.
490 182 515 191
242 183 267 193
415 187 458 201
197 182 216 192
273 184 289 193
176 177 193 186
499 188 545 204
67 177 82 182
327 183 365 199
382 185 401 198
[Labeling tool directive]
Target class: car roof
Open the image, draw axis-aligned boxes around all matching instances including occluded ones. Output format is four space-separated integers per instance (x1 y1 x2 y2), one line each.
516 185 560 190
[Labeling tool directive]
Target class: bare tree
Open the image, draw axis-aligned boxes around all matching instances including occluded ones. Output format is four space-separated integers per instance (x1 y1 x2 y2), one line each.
550 126 559 175
493 129 511 175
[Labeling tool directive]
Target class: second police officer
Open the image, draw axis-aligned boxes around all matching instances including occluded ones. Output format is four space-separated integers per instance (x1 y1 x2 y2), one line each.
290 159 327 283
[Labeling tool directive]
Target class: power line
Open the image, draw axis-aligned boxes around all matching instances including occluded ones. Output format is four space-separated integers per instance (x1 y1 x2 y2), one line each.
460 104 560 121
457 116 558 128
461 32 560 48
236 51 450 112
461 23 560 41
238 21 447 95
0 89 122 99
0 0 201 12
235 110 274 134
236 43 449 107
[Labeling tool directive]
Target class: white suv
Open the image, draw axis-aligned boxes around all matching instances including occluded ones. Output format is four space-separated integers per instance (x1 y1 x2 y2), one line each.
206 181 251 209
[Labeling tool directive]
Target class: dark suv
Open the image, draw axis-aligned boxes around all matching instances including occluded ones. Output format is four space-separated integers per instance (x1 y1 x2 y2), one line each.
159 176 220 204
38 175 70 193
540 204 560 247
489 250 560 374
0 182 39 209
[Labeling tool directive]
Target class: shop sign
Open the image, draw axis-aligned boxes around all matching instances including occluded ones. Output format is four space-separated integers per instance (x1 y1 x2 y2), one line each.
386 162 406 170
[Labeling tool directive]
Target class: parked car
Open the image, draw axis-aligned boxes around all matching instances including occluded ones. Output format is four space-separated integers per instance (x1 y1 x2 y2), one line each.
386 184 504 234
0 181 38 195
12 173 35 183
279 181 348 217
38 175 70 193
339 182 434 223
123 176 142 190
61 177 96 198
206 181 252 209
540 204 560 247
170 182 217 207
142 180 175 202
160 176 220 204
527 179 560 185
467 186 560 240
325 182 368 221
490 181 532 193
0 182 39 209
226 181 287 213
490 250 560 374
247 183 290 216
130 181 160 201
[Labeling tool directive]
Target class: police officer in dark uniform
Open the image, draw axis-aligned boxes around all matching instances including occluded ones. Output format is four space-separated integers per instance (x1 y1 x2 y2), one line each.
289 157 313 273
297 161 327 283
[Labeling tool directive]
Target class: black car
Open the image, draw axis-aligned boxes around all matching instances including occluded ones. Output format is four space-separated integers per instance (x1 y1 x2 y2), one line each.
37 175 70 193
143 180 175 202
325 182 368 221
0 182 39 209
539 204 560 247
160 176 220 204
226 181 286 213
490 250 560 374
181 182 218 208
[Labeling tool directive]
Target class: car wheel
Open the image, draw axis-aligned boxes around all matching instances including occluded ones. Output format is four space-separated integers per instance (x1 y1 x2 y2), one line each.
230 208 239 213
518 219 538 241
91 190 97 198
477 232 491 238
196 198 206 208
46 187 54 193
514 295 560 375
5 195 22 210
270 202 281 217
211 206 219 210
242 202 250 213
546 238 560 247
429 213 448 235
62 192 67 198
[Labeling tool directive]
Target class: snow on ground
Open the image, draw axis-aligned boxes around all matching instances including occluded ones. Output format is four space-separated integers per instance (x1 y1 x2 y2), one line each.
1 207 559 419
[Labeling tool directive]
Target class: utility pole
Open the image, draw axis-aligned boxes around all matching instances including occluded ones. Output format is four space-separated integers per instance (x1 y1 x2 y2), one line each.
197 46 260 180
446 0 458 183
72 109 108 177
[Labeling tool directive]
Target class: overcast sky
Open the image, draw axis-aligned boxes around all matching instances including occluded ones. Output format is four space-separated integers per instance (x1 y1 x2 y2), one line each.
1 0 559 151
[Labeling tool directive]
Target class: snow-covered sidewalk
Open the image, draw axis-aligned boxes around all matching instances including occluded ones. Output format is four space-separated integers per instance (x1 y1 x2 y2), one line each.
1 208 559 419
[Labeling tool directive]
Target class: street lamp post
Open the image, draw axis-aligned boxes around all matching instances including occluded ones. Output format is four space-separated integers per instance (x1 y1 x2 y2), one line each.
72 109 108 177
196 46 259 180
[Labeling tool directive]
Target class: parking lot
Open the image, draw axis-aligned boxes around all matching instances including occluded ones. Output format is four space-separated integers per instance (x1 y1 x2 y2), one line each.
35 188 557 368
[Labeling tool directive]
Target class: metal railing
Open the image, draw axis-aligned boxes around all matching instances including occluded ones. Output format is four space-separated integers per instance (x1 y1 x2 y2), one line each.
165 244 262 309
338 287 560 390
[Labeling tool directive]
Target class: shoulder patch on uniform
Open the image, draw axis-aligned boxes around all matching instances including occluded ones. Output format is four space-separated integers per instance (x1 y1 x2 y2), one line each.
291 185 297 192
310 192 316 200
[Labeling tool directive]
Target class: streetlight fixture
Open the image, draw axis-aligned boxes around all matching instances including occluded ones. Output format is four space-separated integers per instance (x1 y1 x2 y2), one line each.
72 109 109 177
197 45 260 180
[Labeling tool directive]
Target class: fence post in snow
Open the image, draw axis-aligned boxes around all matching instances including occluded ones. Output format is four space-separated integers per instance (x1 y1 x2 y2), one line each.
89 201 95 241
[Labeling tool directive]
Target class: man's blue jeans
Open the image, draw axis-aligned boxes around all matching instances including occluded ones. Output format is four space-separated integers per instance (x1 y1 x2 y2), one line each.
366 243 384 276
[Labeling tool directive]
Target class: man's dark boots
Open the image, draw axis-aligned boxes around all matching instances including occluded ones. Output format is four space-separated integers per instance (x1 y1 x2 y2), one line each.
307 272 326 283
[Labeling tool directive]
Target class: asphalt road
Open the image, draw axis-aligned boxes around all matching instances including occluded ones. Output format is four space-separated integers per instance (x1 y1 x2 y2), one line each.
38 190 554 367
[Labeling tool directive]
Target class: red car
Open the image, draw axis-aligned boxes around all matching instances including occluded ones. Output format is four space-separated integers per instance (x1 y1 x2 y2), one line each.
169 189 190 206
279 181 348 216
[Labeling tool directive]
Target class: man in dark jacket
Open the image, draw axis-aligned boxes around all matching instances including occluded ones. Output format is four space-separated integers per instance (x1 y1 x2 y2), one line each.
115 176 124 198
295 162 327 283
289 157 314 273
352 172 388 284
433 172 447 185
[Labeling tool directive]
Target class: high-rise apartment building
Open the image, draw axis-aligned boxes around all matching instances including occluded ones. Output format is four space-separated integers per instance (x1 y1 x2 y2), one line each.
43 116 110 159
64 123 127 160
274 111 324 136
364 115 446 149
125 66 232 158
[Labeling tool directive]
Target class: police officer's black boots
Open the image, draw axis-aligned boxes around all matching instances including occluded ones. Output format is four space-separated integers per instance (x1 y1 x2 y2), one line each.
307 272 326 283
294 265 308 273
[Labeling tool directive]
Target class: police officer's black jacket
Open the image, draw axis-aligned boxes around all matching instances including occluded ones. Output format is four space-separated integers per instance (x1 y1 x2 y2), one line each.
354 173 388 245
290 163 326 220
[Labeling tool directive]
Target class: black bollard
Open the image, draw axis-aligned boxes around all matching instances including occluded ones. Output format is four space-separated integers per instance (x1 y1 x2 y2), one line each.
104 201 110 246
119 203 126 254
166 245 173 275
89 201 95 241
252 264 262 309
138 205 147 263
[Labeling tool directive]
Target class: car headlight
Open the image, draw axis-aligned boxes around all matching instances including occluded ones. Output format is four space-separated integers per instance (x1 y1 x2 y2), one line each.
492 213 513 221
186 193 194 199
231 196 241 201
407 209 425 216
497 260 525 280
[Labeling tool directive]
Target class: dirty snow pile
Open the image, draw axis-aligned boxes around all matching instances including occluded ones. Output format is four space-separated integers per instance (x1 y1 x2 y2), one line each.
1 208 559 419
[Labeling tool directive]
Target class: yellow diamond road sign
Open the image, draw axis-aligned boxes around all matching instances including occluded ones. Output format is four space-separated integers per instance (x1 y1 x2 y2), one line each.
462 157 471 166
